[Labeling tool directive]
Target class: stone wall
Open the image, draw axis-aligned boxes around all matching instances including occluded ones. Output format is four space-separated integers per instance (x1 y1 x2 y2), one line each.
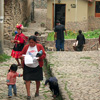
46 17 88 32
4 33 99 51
45 38 99 51
46 18 52 30
4 0 33 38
66 20 88 32
88 16 100 30
34 0 47 9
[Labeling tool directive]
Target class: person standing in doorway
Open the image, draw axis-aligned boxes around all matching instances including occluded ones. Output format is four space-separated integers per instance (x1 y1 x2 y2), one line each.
54 20 67 51
76 30 85 51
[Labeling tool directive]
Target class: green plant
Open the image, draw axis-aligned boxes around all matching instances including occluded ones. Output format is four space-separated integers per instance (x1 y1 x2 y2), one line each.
80 57 91 59
41 22 45 27
0 54 11 62
65 81 73 100
12 32 15 36
47 29 100 41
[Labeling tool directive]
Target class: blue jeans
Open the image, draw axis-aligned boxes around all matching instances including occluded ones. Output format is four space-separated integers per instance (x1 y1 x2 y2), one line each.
8 84 17 96
56 39 64 51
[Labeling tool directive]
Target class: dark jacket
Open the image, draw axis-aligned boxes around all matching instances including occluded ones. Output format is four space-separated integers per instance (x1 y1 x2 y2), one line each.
77 34 85 45
45 77 58 86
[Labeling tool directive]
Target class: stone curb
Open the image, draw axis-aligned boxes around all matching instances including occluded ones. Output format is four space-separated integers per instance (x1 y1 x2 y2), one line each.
45 58 70 100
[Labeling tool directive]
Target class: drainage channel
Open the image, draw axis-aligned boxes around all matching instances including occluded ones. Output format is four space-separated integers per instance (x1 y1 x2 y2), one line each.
43 59 63 100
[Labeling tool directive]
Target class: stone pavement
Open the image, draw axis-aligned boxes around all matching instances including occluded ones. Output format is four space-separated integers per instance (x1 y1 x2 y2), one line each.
46 51 100 100
0 48 54 100
23 9 48 36
1 48 100 100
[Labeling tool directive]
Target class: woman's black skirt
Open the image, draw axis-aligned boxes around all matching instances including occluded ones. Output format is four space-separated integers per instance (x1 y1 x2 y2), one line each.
23 64 43 81
13 43 24 51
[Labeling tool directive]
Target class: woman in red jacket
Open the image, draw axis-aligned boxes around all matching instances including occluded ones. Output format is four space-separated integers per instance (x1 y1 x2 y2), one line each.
20 36 46 100
11 24 28 66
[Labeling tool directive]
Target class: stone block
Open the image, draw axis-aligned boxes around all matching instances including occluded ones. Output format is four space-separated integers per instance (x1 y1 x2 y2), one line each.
22 27 28 32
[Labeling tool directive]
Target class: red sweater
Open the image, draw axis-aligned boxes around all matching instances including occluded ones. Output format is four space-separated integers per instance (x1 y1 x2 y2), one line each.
20 44 46 67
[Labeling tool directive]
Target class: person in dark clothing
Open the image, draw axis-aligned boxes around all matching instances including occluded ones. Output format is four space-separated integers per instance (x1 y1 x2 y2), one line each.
54 20 67 51
76 30 85 51
45 77 59 98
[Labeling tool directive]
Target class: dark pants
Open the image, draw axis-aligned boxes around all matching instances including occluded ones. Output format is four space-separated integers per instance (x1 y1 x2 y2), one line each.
77 45 83 51
49 83 59 96
56 39 64 51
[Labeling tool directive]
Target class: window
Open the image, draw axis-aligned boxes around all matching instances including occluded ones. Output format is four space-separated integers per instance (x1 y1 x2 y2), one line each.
95 1 100 17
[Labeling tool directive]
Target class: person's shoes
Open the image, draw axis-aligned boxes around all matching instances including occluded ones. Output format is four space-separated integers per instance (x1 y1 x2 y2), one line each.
14 93 17 96
8 96 12 98
27 96 31 100
35 93 39 97
61 49 64 51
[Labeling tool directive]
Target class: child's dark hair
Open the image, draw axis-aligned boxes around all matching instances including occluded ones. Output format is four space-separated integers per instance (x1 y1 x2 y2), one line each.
34 31 39 36
10 64 18 72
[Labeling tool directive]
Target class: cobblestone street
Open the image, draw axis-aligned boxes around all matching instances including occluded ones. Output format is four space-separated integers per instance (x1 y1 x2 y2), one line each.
24 9 47 36
1 48 100 100
47 51 100 100
0 9 55 100
0 48 54 100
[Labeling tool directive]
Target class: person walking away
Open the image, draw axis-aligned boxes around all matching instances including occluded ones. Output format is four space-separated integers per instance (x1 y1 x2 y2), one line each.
76 30 85 51
20 36 46 100
11 24 28 66
54 20 67 51
6 64 23 98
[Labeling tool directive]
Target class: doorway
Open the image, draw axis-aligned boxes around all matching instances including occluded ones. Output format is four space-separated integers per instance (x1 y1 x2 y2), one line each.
53 4 66 28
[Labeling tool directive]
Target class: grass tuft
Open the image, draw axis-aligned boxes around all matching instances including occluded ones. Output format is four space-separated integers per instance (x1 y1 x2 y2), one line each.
0 54 11 63
80 57 91 59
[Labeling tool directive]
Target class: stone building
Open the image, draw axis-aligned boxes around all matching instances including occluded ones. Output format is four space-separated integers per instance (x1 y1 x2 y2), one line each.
46 0 100 31
4 0 34 37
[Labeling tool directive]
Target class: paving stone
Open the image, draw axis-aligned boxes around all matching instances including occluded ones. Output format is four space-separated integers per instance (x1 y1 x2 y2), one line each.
47 51 100 100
